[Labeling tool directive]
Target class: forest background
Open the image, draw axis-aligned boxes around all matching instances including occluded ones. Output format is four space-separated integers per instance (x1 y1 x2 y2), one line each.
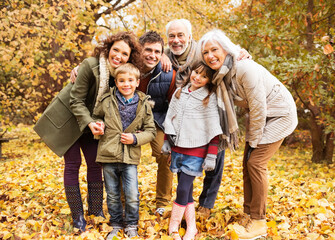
0 0 335 239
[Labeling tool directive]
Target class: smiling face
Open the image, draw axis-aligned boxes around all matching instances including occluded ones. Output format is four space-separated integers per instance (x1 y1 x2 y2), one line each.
202 40 227 71
167 22 191 56
142 42 163 72
189 66 210 91
115 72 139 99
108 40 131 69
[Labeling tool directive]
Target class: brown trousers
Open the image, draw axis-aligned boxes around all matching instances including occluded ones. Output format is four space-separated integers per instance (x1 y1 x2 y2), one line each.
243 139 283 220
150 125 173 208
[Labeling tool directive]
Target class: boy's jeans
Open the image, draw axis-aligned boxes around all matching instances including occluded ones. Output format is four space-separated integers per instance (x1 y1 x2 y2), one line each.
103 163 139 227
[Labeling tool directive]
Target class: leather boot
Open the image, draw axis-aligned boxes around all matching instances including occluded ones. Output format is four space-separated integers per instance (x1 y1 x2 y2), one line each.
169 202 186 240
234 219 267 240
87 181 105 218
65 185 87 232
183 202 197 240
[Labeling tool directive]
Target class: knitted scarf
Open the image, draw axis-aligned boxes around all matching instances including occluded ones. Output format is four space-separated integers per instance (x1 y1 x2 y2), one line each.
212 55 239 150
93 54 115 116
167 39 197 87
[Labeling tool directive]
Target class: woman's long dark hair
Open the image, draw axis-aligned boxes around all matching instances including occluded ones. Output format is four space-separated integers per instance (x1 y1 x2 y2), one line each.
92 31 143 70
175 61 216 106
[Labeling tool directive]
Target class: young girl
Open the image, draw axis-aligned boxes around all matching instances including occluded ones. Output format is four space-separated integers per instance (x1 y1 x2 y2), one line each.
162 62 223 240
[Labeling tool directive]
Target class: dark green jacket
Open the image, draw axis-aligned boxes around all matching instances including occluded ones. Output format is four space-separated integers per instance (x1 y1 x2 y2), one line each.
33 57 100 157
94 87 156 165
70 57 101 132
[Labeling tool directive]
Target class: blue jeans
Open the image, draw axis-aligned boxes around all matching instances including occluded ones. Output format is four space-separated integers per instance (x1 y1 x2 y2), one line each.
103 163 139 227
170 152 204 177
199 150 225 209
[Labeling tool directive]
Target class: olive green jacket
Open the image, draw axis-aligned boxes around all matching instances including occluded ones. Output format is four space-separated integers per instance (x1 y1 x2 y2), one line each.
33 57 101 157
94 87 156 165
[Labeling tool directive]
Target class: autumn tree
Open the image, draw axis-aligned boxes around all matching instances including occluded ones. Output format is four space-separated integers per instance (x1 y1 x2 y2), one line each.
0 0 138 127
224 0 335 163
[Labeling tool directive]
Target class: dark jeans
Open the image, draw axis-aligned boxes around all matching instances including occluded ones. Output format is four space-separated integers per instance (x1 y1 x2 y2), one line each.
198 150 225 209
63 132 102 186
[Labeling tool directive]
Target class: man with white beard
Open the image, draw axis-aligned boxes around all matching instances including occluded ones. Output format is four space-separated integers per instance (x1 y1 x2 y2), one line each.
164 19 197 88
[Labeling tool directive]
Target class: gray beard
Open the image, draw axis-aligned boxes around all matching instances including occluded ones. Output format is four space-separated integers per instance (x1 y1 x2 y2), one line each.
170 41 189 56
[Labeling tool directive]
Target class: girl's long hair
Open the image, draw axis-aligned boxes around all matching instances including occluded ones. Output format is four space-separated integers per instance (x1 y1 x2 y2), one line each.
175 61 216 106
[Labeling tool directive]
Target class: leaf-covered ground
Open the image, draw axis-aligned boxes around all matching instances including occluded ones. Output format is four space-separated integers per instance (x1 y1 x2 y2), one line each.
1 125 334 239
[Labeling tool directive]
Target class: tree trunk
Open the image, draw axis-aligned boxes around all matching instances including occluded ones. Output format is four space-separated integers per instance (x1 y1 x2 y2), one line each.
325 133 334 163
310 114 325 163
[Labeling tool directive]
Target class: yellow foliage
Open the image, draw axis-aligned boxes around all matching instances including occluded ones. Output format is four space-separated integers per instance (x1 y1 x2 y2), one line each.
0 126 335 239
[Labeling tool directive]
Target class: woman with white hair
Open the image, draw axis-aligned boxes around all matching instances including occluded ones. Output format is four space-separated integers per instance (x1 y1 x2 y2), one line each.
197 29 298 240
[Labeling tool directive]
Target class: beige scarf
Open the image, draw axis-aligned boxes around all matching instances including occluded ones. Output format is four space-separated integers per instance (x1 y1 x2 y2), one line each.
212 55 239 150
167 40 197 87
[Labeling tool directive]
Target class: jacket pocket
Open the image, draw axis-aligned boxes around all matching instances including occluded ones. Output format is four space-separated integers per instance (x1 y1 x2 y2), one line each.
45 97 74 129
129 145 141 160
99 132 123 158
266 85 290 117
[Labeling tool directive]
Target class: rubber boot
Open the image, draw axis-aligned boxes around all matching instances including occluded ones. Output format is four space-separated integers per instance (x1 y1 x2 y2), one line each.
183 202 197 240
65 185 87 232
169 202 186 240
87 181 105 218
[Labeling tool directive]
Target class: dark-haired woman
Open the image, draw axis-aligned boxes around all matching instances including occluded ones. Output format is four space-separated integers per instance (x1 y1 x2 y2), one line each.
35 32 142 232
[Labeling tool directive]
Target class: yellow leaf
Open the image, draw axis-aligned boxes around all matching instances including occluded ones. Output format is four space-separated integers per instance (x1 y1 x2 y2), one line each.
60 208 71 214
20 212 31 220
306 198 318 208
161 235 173 240
230 230 239 240
179 227 186 237
2 231 12 240
267 220 276 228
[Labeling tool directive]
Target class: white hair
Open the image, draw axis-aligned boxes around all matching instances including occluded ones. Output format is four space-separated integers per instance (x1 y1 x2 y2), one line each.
165 19 193 39
197 29 241 62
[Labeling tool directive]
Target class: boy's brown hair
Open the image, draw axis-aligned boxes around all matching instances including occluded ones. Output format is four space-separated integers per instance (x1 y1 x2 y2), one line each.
115 63 140 80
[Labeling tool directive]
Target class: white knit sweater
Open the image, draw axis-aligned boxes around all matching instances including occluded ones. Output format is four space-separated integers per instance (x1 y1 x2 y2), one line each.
164 84 223 148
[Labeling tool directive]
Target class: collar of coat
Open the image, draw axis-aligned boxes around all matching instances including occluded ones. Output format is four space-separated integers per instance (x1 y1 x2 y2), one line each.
181 83 210 101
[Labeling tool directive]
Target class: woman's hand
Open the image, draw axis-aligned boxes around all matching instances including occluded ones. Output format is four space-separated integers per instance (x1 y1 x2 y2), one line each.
160 53 172 72
237 49 252 61
88 121 104 136
70 65 80 83
120 133 134 145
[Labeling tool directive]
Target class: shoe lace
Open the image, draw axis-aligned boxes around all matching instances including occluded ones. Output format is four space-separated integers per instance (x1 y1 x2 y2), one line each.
245 219 254 232
155 207 165 215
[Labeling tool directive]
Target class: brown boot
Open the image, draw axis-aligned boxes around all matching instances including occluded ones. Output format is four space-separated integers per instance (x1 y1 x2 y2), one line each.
197 206 210 218
234 219 267 240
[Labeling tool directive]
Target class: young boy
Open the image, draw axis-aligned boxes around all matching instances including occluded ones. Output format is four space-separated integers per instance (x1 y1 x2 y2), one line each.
93 63 156 239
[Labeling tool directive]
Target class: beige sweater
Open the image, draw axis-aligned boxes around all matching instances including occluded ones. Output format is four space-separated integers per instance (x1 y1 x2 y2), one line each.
230 60 298 148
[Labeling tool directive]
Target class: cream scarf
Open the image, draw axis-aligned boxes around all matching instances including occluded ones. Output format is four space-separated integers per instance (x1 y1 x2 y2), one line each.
93 54 116 115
